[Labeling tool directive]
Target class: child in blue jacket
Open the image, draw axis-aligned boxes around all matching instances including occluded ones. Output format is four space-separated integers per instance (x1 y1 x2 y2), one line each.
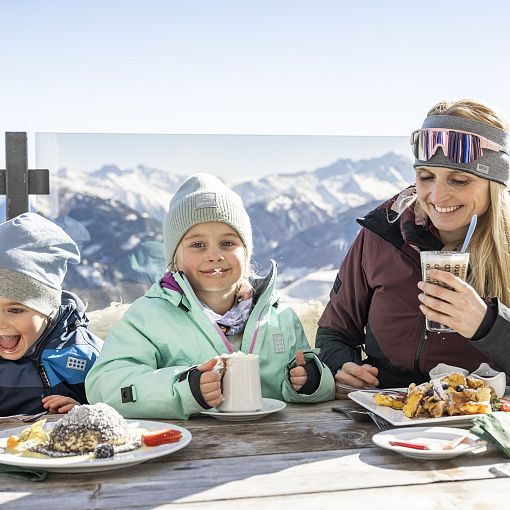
0 213 103 416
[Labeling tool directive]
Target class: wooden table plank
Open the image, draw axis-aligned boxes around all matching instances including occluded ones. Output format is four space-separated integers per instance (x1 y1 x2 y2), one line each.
1 445 508 508
2 401 509 509
150 479 510 510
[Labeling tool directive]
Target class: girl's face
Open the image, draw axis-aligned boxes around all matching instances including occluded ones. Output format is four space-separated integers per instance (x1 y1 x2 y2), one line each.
415 166 491 244
174 222 247 302
0 298 48 360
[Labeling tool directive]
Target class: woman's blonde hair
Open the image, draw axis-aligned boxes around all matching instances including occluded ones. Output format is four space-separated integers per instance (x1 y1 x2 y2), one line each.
427 98 509 130
427 99 510 305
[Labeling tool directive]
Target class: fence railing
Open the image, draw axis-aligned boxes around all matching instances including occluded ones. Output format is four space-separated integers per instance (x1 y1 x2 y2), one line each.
1 132 49 221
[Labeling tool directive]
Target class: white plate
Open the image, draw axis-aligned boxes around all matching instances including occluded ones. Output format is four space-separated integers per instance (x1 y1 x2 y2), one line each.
348 389 487 427
372 426 486 460
0 420 192 473
200 398 286 421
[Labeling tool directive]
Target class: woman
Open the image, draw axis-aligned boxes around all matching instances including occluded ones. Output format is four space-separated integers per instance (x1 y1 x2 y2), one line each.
316 99 510 393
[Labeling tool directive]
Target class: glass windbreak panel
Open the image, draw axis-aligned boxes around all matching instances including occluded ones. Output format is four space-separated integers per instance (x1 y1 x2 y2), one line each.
35 133 412 311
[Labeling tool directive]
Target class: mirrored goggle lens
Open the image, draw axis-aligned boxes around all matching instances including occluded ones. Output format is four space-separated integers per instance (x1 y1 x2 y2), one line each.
412 130 483 164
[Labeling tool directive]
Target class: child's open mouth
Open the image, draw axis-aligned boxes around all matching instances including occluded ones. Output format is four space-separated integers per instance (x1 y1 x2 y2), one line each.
0 335 22 353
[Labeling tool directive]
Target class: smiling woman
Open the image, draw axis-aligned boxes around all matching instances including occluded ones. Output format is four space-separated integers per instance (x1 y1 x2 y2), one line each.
316 98 510 393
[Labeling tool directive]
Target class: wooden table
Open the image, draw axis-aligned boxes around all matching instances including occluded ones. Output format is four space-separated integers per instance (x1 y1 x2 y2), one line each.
1 400 510 509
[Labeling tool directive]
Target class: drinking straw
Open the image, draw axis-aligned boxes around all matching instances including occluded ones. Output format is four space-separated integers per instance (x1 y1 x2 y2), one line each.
460 215 477 254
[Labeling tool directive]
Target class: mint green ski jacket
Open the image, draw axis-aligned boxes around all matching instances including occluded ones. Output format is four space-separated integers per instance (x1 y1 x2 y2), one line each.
85 262 335 419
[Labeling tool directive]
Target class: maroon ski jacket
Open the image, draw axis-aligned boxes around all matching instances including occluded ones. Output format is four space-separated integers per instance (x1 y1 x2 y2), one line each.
317 191 510 388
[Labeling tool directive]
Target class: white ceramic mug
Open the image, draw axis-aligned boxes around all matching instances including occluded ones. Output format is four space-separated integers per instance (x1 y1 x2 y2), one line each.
217 353 263 412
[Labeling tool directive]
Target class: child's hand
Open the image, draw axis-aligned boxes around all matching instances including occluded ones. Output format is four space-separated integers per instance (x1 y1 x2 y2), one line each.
42 395 80 414
198 358 223 408
290 350 307 391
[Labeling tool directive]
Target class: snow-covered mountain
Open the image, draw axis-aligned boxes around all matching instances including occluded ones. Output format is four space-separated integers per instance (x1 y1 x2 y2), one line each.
254 199 381 284
39 165 188 222
25 151 414 309
234 152 414 215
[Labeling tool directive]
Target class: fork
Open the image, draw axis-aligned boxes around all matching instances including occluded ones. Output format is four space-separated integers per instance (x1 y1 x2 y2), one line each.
335 383 405 396
17 411 49 423
0 411 49 423
366 411 392 430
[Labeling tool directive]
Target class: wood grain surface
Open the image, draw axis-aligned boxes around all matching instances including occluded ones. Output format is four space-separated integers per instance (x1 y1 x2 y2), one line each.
1 401 509 509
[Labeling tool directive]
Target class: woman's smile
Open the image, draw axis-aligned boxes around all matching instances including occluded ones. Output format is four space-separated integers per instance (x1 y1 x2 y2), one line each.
431 204 462 214
416 166 490 244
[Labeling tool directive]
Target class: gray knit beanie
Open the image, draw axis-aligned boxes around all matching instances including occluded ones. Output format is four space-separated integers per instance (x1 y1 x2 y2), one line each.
164 174 252 265
413 114 510 186
0 213 80 316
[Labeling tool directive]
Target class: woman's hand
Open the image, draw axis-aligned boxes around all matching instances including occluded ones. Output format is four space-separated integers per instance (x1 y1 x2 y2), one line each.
198 358 223 408
417 268 487 338
290 350 307 391
335 362 379 398
42 395 80 414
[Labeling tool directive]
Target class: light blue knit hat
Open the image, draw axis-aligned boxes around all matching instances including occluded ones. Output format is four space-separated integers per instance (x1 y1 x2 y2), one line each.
163 174 253 265
0 213 80 316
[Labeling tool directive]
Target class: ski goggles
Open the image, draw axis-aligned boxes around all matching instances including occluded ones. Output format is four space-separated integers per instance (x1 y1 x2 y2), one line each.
411 128 507 164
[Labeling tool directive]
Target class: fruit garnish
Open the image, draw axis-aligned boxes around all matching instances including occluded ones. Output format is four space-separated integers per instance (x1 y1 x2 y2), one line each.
6 435 20 448
142 428 182 447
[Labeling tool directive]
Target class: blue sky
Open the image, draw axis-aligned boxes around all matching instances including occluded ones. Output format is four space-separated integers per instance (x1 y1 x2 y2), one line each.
1 0 510 178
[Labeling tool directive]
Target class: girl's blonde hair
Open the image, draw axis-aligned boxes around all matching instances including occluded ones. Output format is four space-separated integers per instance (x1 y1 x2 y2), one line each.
406 99 510 304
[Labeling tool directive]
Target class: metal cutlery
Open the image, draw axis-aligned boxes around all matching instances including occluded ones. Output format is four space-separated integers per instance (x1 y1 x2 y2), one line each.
332 406 393 430
335 382 406 396
0 411 49 423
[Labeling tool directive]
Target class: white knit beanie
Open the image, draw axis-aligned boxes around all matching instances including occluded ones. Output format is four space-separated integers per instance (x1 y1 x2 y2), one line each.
163 174 252 265
0 213 80 316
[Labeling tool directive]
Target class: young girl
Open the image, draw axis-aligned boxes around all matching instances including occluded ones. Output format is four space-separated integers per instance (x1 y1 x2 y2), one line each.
85 173 335 419
0 213 103 416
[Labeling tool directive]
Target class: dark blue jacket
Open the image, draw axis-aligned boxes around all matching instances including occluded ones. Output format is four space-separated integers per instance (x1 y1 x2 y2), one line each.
0 291 103 415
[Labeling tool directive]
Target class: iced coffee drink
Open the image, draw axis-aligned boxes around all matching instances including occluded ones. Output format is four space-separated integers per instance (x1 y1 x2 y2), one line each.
420 251 470 333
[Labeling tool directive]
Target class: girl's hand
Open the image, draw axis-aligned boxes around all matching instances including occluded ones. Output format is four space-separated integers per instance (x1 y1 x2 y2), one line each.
417 268 487 338
290 350 307 391
42 395 80 414
197 358 223 408
335 362 379 399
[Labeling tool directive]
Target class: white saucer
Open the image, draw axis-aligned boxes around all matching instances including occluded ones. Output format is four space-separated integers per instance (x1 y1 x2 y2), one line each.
201 398 286 421
372 426 486 460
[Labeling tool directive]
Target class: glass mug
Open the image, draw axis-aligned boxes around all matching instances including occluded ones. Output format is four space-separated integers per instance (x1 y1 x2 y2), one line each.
420 250 470 333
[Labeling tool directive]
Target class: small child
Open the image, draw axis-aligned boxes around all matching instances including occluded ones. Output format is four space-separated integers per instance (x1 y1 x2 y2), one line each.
85 173 335 419
0 213 104 416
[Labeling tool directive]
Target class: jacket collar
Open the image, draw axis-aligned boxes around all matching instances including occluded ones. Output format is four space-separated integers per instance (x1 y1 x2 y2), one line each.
357 188 443 252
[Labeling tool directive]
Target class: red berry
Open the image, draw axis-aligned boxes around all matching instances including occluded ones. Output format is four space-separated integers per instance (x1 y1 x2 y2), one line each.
142 428 182 447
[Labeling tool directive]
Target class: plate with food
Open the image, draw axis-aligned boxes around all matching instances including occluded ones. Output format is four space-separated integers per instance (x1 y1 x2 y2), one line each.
0 403 192 473
349 372 507 427
372 427 486 460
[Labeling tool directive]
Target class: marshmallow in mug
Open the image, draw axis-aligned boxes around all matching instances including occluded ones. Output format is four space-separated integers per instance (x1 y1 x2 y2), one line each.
215 352 263 412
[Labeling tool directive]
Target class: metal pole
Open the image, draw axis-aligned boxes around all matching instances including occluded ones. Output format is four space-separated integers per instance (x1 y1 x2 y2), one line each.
5 132 29 219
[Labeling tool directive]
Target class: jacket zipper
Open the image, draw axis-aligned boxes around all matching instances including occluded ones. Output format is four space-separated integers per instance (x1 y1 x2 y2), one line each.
362 224 429 375
36 361 51 390
414 326 428 373
31 307 71 393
